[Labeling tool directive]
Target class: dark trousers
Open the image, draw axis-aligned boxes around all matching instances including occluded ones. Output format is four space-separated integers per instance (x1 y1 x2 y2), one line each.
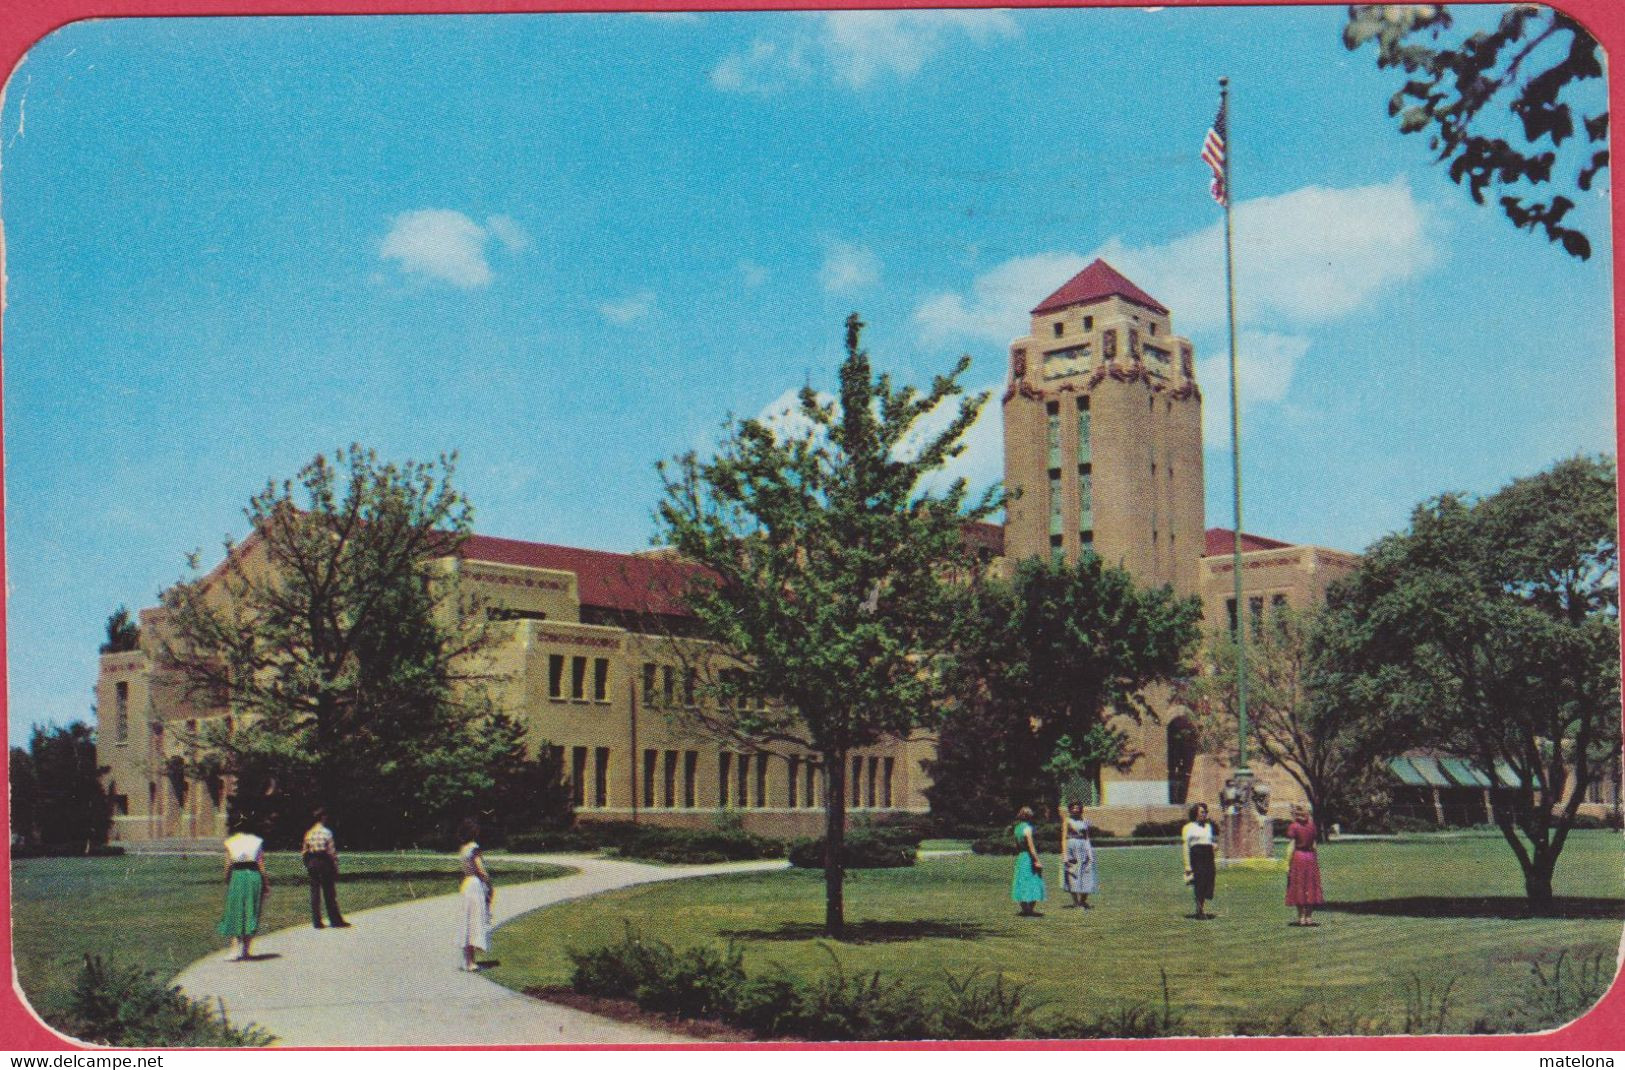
304 853 345 926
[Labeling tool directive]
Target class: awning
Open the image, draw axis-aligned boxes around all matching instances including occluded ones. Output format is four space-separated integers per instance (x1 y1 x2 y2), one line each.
1388 757 1431 787
1438 757 1494 788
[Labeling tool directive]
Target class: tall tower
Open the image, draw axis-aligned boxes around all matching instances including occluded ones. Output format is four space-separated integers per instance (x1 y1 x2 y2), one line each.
1002 259 1204 598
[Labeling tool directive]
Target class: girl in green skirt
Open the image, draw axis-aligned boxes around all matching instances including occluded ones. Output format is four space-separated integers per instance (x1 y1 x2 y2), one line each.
218 822 271 961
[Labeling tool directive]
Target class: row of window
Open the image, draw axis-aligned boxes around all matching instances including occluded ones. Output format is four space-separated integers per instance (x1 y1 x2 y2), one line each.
548 655 612 703
1224 593 1291 635
567 746 897 810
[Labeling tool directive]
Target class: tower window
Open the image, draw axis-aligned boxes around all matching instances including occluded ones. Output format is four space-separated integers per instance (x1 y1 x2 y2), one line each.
1080 530 1094 545
1083 316 1093 331
1053 321 1064 337
1149 396 1156 413
1149 322 1157 336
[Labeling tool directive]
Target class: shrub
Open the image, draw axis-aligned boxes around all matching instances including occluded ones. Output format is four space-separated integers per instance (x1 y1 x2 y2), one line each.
10 844 125 859
936 969 1037 1040
506 821 643 853
55 955 272 1047
789 955 935 1040
634 943 747 1019
970 823 1059 855
788 829 916 869
1131 820 1185 838
567 924 676 997
725 970 805 1037
1567 811 1624 831
610 819 784 864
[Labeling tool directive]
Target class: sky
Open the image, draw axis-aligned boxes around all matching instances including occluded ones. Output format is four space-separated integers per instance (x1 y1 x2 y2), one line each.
1 7 1615 744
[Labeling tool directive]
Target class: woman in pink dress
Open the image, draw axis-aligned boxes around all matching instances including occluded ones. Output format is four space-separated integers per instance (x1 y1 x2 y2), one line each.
1285 803 1324 926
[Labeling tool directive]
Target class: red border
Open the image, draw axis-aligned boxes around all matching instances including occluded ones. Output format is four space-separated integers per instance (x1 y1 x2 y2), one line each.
2 0 1623 1052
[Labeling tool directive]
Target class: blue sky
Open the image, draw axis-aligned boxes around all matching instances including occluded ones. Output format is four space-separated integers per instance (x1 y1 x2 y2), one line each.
2 7 1614 743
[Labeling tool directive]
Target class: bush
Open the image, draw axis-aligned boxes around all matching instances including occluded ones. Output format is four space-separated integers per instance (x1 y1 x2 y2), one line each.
506 821 643 853
970 823 1059 855
54 955 272 1047
1131 820 1185 838
610 818 784 864
788 829 916 869
1567 811 1624 831
10 844 125 859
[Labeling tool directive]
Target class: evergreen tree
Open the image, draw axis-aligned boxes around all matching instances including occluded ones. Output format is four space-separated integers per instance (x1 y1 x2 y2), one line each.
9 722 110 851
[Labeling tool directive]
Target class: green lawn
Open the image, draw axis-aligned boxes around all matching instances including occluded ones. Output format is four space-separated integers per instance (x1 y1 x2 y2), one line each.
486 832 1624 1035
13 853 572 1023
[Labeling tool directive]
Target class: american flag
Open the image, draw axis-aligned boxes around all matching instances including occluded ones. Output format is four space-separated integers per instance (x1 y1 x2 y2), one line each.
1202 98 1227 206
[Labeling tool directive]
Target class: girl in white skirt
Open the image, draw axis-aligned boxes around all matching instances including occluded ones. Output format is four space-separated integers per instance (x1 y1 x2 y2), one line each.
457 818 494 972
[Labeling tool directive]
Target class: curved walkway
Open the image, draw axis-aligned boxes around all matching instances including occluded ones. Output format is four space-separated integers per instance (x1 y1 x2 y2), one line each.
173 854 788 1047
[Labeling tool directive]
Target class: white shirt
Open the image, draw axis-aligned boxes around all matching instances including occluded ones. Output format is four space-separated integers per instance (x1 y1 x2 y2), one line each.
224 832 263 863
1181 821 1215 848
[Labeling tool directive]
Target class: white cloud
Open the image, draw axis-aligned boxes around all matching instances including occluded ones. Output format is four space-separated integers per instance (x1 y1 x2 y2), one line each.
485 214 531 253
713 11 1019 93
1197 332 1313 449
379 209 530 289
915 252 1090 344
915 179 1436 343
822 10 1020 88
755 382 1002 499
710 38 812 95
739 259 770 288
599 289 657 324
820 241 880 294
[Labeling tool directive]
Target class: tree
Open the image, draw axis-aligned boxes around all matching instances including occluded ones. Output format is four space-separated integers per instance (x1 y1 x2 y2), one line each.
1318 455 1619 908
931 554 1202 822
1186 607 1385 839
9 722 110 851
99 607 140 654
1344 4 1608 259
160 445 553 847
654 314 995 936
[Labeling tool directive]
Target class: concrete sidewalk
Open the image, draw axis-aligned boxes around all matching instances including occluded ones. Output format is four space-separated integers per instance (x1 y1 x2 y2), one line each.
173 854 787 1047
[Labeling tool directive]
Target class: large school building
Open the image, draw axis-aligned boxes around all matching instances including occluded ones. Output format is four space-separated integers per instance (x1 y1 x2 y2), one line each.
99 260 1367 843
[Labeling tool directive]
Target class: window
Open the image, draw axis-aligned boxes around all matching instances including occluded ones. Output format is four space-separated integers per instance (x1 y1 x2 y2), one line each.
736 754 751 807
115 682 129 743
755 755 768 808
867 756 879 808
1083 316 1093 331
851 756 864 807
643 750 657 808
663 666 676 706
1049 472 1063 536
571 656 587 700
1271 593 1289 614
1226 598 1238 635
787 757 800 808
882 757 895 807
642 663 656 705
1249 596 1265 637
683 751 698 808
1053 321 1064 337
804 760 819 807
1076 398 1090 464
1045 404 1061 468
1149 322 1157 336
549 655 565 700
593 658 610 703
663 750 678 807
594 747 610 808
1079 464 1092 520
1080 530 1094 547
718 753 732 807
684 669 696 707
1149 396 1155 413
570 746 594 811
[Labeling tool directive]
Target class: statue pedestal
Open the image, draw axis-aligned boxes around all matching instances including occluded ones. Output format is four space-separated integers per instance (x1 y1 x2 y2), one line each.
1219 774 1273 861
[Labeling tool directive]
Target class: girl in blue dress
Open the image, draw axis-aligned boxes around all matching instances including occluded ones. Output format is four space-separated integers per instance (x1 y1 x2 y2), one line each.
1010 806 1045 916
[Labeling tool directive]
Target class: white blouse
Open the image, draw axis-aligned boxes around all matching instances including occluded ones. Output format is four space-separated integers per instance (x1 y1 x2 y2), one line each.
1181 821 1216 849
224 832 263 863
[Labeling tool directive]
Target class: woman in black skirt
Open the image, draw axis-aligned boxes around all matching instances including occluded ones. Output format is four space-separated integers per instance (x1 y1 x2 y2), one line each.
1180 802 1217 919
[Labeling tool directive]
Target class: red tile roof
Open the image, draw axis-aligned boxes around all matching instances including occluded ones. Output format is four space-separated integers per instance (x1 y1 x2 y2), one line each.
1032 259 1169 317
1204 528 1294 556
962 520 1005 556
459 534 707 617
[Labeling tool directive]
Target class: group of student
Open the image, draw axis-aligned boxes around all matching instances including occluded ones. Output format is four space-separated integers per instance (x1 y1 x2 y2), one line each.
215 810 497 972
1009 800 1325 924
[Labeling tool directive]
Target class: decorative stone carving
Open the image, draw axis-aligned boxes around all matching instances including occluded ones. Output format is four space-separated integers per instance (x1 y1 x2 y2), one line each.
1180 344 1194 378
1012 348 1027 379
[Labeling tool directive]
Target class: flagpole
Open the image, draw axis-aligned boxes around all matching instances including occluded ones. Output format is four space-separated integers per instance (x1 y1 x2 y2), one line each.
1219 76 1250 779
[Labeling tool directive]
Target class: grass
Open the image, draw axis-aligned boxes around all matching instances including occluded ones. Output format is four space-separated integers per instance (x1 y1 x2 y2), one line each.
485 831 1624 1036
13 852 572 1023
